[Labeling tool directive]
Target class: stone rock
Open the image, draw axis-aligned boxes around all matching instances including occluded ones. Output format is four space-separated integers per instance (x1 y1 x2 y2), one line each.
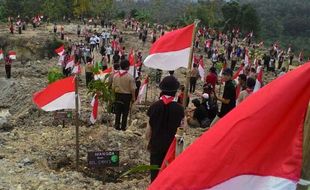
20 157 34 166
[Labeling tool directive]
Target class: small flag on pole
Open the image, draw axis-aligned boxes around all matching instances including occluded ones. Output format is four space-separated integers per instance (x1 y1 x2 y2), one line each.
137 77 149 103
55 45 65 56
33 76 76 111
0 49 3 60
90 94 99 124
144 24 195 70
253 65 263 92
65 56 75 69
8 51 16 60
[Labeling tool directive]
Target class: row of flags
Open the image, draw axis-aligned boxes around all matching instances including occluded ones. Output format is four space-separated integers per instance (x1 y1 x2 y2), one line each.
0 50 16 60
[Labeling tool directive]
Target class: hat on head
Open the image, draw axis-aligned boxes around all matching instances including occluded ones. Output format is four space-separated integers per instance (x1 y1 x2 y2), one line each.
222 68 233 76
159 76 180 92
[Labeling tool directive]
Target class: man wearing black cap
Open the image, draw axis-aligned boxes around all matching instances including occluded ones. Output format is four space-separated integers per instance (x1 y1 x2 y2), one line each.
210 68 236 126
145 76 185 182
112 59 136 131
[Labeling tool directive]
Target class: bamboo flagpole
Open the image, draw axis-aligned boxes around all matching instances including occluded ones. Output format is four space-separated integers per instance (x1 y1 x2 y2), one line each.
297 102 310 190
75 76 80 170
183 20 200 108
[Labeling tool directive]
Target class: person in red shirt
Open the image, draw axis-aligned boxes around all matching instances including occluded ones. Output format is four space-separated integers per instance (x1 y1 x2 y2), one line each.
205 67 218 90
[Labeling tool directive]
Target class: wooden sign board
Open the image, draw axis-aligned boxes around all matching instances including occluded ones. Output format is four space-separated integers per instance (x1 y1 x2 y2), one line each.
87 151 119 167
54 111 72 120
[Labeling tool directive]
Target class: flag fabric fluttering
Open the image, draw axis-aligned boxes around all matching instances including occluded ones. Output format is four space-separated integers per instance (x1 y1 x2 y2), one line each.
198 58 205 81
149 62 310 190
33 76 76 111
71 63 81 74
65 56 75 69
90 94 99 124
94 67 112 81
8 51 16 60
144 24 195 70
219 62 227 77
55 45 65 56
253 65 263 92
0 49 3 60
233 66 244 80
137 77 149 103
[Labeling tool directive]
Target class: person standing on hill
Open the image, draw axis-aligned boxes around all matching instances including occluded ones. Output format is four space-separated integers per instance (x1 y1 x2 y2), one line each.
85 57 94 87
53 23 57 34
112 60 136 131
4 55 13 79
190 64 199 93
145 76 185 182
236 77 256 105
60 25 64 40
210 68 236 126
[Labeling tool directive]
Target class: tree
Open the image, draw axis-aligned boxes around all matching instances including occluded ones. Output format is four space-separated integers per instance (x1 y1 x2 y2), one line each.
221 1 241 31
73 0 91 17
240 4 260 35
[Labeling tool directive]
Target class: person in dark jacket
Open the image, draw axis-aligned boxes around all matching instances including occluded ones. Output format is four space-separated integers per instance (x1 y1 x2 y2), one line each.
145 76 185 182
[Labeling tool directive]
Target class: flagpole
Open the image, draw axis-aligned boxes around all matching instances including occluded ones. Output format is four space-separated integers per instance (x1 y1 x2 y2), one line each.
298 102 310 190
75 75 80 170
183 20 200 108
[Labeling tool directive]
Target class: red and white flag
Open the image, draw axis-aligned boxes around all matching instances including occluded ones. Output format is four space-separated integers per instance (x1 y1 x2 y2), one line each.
0 49 3 60
253 65 263 92
65 56 75 69
144 24 194 70
55 45 65 56
66 56 74 69
219 62 227 77
72 63 81 74
33 76 76 111
137 77 149 103
8 51 16 60
94 67 112 81
149 62 310 190
198 58 205 80
90 94 99 124
233 66 244 80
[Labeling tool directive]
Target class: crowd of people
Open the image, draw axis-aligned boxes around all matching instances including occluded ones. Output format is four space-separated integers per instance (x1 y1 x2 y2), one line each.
1 15 309 182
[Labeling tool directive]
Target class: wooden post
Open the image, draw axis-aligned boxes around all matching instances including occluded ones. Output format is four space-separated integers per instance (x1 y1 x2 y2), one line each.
75 76 80 170
297 102 310 190
175 127 185 156
183 20 200 108
145 83 148 105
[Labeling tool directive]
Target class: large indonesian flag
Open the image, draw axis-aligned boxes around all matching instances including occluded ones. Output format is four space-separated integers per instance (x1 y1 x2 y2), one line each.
8 51 16 60
33 76 76 111
149 62 310 190
144 24 194 70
